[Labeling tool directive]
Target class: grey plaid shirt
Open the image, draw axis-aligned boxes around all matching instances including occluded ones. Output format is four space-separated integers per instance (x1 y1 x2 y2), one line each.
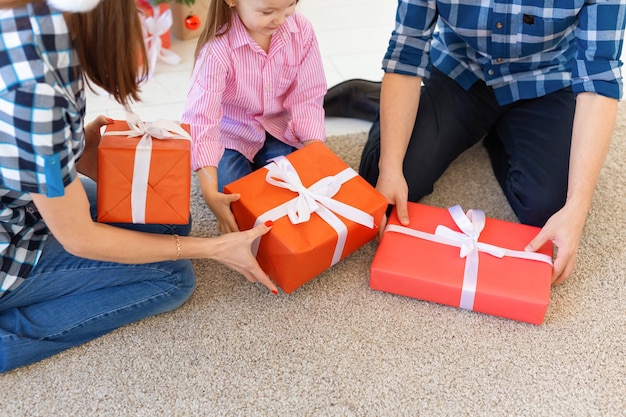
0 3 85 296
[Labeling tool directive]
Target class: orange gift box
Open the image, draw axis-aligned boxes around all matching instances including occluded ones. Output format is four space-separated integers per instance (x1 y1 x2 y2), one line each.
370 203 554 324
97 118 191 224
224 142 388 294
138 1 171 49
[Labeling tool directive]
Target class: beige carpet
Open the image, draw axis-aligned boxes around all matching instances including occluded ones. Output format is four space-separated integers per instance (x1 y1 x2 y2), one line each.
2 107 625 416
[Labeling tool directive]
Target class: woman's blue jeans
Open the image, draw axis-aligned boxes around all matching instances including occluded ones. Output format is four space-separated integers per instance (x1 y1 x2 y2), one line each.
0 178 196 372
217 133 297 191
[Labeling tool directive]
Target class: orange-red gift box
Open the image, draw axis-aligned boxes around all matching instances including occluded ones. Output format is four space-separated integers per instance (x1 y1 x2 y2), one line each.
224 141 388 294
137 1 171 49
369 203 554 324
97 119 191 224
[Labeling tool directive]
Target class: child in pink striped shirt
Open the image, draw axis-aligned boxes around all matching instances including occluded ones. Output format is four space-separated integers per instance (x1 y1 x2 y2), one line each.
182 0 327 234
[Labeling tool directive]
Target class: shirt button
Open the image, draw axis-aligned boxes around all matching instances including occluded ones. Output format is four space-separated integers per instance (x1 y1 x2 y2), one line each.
488 69 494 76
496 58 503 63
496 22 503 29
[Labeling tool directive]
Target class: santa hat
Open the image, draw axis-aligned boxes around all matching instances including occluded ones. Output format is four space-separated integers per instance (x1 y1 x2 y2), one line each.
47 0 102 13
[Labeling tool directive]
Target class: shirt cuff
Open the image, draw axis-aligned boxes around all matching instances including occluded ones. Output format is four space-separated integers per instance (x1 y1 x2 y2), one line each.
192 140 224 171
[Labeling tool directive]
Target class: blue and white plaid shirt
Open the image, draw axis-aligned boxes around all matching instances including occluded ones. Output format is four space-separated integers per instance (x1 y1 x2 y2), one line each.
0 3 85 296
384 0 626 105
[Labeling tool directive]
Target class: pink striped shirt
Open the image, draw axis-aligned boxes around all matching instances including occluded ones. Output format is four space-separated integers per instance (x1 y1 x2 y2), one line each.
182 11 327 171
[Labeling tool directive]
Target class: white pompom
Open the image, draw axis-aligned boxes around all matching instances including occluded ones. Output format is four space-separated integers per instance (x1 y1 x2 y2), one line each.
46 0 102 13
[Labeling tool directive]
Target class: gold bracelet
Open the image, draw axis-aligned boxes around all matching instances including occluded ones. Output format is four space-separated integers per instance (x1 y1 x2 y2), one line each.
173 234 181 260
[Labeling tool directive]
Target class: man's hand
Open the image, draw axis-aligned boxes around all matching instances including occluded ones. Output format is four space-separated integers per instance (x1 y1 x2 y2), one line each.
525 204 586 286
376 169 410 222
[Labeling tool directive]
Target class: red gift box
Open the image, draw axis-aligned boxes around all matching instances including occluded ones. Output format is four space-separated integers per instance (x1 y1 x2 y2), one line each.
97 115 191 225
369 203 554 324
224 141 388 294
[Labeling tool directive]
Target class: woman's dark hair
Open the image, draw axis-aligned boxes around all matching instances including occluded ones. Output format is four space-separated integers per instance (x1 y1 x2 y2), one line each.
64 0 148 105
2 0 148 106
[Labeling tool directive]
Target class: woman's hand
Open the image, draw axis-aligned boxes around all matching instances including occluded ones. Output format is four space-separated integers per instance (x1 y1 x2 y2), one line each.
76 115 113 180
209 221 278 293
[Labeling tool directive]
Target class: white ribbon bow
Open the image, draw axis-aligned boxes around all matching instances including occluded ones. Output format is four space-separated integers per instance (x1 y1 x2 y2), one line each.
384 205 553 310
140 7 181 79
103 112 191 224
251 155 375 266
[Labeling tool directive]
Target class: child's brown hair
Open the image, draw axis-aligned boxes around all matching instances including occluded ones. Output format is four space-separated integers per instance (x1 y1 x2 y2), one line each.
194 0 299 60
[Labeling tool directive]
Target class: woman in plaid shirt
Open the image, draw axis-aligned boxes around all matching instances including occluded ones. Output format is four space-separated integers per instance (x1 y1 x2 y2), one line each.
358 0 626 287
0 0 278 373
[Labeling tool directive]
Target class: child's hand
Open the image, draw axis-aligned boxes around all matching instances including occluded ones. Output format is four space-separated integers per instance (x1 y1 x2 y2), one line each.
207 192 241 234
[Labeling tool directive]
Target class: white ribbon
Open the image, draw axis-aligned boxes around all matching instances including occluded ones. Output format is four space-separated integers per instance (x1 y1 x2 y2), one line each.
251 155 375 266
140 7 181 79
384 205 553 310
103 112 191 224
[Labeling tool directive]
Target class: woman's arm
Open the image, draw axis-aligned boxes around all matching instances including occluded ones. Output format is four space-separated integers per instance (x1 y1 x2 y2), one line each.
30 178 277 291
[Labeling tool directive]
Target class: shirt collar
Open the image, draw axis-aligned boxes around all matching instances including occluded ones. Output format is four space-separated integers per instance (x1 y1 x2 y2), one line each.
229 11 300 50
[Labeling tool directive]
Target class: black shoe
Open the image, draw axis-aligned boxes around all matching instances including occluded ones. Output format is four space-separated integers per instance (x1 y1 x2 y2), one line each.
323 79 381 122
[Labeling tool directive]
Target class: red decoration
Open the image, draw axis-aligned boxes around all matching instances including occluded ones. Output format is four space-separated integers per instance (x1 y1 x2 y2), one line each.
184 14 201 31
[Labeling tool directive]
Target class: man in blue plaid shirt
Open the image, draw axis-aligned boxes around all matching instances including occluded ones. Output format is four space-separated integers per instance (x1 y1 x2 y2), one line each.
359 0 626 286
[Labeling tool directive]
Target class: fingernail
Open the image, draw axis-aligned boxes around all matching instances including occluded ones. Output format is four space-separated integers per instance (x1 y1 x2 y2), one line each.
271 289 278 295
264 220 274 227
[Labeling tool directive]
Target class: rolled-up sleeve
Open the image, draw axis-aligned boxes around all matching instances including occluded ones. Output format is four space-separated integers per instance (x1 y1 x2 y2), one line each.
382 0 438 78
572 0 626 99
0 82 81 197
